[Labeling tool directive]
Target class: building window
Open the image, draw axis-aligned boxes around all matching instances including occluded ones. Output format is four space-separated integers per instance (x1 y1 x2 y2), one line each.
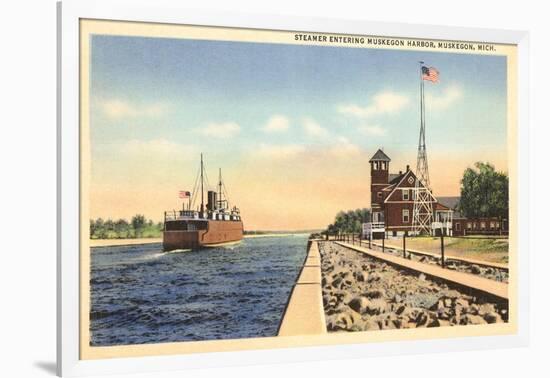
402 190 409 200
490 221 495 229
455 222 461 231
467 222 472 230
402 209 410 223
473 222 477 230
480 222 486 230
495 222 500 229
377 192 382 199
381 162 386 170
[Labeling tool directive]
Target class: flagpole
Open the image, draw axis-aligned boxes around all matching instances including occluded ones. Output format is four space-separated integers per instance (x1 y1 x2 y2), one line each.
419 61 424 150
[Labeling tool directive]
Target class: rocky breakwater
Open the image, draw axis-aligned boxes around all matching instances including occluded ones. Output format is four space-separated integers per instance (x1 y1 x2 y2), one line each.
319 242 508 332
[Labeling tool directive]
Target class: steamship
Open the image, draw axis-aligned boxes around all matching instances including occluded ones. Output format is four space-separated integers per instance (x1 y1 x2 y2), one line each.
162 154 244 251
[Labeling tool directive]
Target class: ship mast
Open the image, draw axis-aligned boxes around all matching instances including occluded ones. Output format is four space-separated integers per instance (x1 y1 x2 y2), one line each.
218 168 223 211
200 153 204 214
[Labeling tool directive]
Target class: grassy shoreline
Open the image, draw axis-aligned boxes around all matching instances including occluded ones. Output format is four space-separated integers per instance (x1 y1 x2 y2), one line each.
383 236 509 264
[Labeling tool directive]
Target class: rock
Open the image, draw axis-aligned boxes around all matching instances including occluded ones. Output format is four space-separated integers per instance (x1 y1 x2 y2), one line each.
483 312 502 324
384 318 397 329
367 273 381 283
395 304 407 316
336 312 353 328
478 303 496 315
470 265 482 274
468 304 480 315
356 271 367 282
349 310 362 325
430 299 445 312
415 311 429 327
461 314 486 325
331 277 343 289
455 298 469 309
418 273 426 281
348 296 370 314
437 320 451 327
436 307 452 320
365 319 380 331
444 290 462 299
393 294 403 303
427 318 440 327
365 290 384 299
366 299 388 315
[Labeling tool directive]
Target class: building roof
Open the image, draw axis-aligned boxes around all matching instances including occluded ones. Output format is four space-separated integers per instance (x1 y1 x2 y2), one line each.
437 196 460 209
389 173 404 185
437 196 464 218
369 149 391 162
388 173 401 183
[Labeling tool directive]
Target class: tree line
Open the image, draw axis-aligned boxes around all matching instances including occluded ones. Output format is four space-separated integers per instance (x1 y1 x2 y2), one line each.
458 162 508 219
90 215 163 239
324 208 371 236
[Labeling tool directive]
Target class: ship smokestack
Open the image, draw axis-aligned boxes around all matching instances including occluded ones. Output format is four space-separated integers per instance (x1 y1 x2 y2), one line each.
207 191 217 211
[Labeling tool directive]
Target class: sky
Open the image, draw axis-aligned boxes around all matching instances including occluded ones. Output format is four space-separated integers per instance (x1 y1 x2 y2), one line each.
89 35 508 230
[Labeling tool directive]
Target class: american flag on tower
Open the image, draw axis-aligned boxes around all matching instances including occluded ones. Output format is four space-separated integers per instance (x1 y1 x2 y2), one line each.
422 66 439 83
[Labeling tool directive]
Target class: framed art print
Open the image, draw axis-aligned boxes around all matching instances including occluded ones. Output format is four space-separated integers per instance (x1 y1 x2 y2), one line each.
57 1 529 376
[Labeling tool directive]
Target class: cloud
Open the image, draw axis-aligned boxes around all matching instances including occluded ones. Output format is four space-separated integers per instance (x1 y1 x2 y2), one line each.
328 137 361 158
99 98 170 119
338 91 410 119
263 115 290 133
119 139 196 159
357 124 387 136
196 122 241 138
426 84 463 110
258 144 305 159
303 118 329 138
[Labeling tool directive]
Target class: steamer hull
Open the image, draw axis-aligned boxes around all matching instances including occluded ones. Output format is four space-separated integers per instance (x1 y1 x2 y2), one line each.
163 219 243 251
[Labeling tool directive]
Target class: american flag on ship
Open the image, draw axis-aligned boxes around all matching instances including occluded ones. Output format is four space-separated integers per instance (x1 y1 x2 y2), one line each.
422 66 440 83
179 191 191 199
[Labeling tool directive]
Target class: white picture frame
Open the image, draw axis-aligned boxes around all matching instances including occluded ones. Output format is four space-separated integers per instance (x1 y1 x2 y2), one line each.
57 0 530 376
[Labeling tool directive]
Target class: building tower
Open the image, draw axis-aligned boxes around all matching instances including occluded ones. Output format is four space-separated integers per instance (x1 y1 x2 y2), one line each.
369 149 390 223
412 62 439 235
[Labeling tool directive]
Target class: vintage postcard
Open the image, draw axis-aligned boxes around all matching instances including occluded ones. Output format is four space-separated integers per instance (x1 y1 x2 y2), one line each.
79 19 517 359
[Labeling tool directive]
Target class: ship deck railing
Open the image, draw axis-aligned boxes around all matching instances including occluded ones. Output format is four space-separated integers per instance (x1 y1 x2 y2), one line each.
164 210 241 222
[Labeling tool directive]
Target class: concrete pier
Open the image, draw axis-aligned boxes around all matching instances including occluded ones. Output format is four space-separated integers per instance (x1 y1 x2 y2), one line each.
278 240 327 336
